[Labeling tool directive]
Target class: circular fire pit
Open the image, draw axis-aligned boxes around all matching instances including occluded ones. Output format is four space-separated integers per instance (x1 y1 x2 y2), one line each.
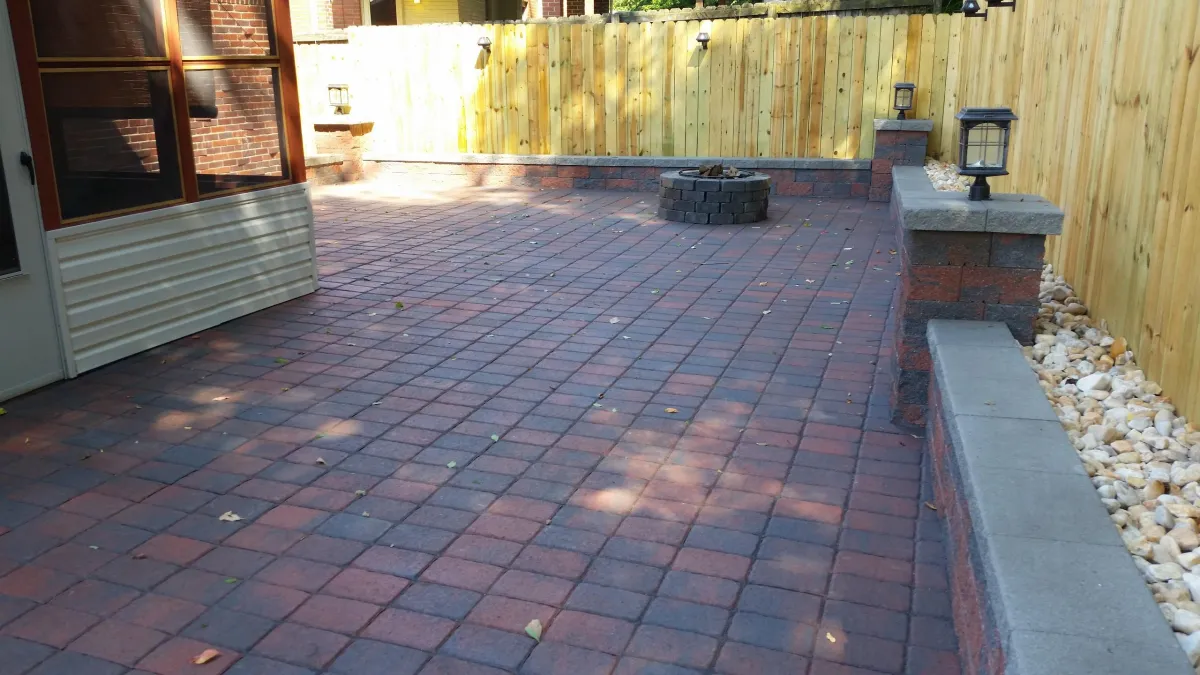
658 169 770 224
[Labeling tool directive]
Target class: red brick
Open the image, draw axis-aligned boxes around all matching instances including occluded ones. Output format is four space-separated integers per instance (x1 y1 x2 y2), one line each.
253 623 349 669
255 505 329 531
960 266 1041 304
541 177 573 189
813 625 905 672
906 265 963 302
671 548 750 580
137 637 238 675
68 619 168 666
362 607 456 650
133 535 213 566
0 566 78 601
778 181 814 196
491 570 574 606
1 605 99 647
556 166 589 178
522 642 616 675
115 594 206 633
322 567 409 603
254 557 340 592
545 610 634 655
466 514 543 542
421 557 504 592
467 595 555 633
715 641 810 674
513 546 590 580
626 625 717 669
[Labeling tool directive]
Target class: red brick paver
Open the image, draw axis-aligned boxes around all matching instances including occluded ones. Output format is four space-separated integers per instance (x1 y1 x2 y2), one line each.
0 185 957 674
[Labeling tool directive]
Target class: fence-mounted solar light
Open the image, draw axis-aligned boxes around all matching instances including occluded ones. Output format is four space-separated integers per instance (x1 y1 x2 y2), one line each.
955 107 1017 201
478 36 492 51
695 32 710 49
893 83 915 120
328 84 350 115
962 0 986 19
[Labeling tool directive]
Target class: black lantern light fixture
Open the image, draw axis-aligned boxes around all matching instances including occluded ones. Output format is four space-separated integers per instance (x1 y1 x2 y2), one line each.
955 107 1017 201
962 0 985 18
892 82 915 120
328 84 350 115
477 36 493 51
695 32 710 49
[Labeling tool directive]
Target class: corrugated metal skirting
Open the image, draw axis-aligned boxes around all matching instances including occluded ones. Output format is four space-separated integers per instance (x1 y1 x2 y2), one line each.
45 183 319 376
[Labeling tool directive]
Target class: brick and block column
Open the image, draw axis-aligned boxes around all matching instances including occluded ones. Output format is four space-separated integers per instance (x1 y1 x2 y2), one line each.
889 166 1064 427
870 118 933 202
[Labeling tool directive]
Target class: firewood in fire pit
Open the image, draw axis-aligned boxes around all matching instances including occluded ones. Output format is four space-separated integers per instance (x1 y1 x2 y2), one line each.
697 163 723 177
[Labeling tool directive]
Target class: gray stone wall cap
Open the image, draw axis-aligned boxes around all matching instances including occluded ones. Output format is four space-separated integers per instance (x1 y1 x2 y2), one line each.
928 318 1194 675
1005 631 1193 675
304 153 344 168
874 118 935 132
927 320 1016 347
986 536 1183 654
893 167 1063 234
984 194 1065 235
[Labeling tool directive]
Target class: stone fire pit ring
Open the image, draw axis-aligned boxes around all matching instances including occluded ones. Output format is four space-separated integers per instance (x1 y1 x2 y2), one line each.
657 169 770 224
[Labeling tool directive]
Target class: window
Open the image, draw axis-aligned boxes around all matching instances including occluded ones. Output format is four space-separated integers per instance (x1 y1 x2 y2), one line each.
18 0 299 227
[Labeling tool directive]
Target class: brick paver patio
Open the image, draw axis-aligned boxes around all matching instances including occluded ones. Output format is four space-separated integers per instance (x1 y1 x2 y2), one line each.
0 185 959 674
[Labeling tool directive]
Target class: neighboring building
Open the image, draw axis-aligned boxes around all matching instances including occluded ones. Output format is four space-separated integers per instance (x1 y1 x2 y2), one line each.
0 0 316 402
289 0 524 30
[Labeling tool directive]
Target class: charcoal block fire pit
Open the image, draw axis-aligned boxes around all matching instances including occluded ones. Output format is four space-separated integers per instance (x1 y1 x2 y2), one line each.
658 166 770 224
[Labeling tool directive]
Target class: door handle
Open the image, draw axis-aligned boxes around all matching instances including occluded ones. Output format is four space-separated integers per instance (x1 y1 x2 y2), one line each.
18 152 34 185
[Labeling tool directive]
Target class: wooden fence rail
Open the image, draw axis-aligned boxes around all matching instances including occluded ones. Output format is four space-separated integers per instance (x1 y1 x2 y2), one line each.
955 0 1200 419
297 12 962 160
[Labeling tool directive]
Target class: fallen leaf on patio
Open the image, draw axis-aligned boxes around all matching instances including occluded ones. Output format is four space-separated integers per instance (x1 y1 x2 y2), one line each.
924 501 938 511
525 619 543 641
355 489 367 497
274 358 288 364
89 545 99 550
609 318 620 324
447 461 457 469
183 427 192 430
192 649 221 665
368 312 377 316
316 458 327 465
665 408 679 414
490 434 500 442
212 396 228 402
224 578 238 584
218 512 242 522
395 302 405 309
758 282 767 286
805 279 815 283
762 310 771 315
651 290 660 294
821 325 834 330
756 442 767 446
825 633 837 644
132 553 147 560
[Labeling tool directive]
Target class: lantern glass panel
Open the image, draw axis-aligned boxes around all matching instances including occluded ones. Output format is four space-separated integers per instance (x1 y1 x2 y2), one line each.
895 88 913 109
964 123 1007 169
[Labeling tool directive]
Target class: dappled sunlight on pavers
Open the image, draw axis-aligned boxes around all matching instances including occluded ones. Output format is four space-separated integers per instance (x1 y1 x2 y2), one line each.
0 184 958 674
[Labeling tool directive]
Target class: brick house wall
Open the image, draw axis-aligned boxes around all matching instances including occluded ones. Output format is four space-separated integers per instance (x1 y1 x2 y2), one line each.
189 69 284 177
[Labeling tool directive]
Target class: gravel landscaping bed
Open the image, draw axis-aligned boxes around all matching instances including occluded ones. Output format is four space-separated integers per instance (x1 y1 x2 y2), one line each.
1030 268 1200 670
924 158 971 192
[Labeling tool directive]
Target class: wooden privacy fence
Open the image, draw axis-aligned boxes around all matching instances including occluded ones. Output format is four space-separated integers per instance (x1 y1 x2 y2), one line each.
303 12 963 160
954 0 1200 419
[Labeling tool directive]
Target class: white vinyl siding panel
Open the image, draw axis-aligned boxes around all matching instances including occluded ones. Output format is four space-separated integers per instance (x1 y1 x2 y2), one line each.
46 184 318 375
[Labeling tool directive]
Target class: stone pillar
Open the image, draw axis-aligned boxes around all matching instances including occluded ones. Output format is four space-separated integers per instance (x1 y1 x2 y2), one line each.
870 118 933 202
889 166 1064 427
312 118 374 184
